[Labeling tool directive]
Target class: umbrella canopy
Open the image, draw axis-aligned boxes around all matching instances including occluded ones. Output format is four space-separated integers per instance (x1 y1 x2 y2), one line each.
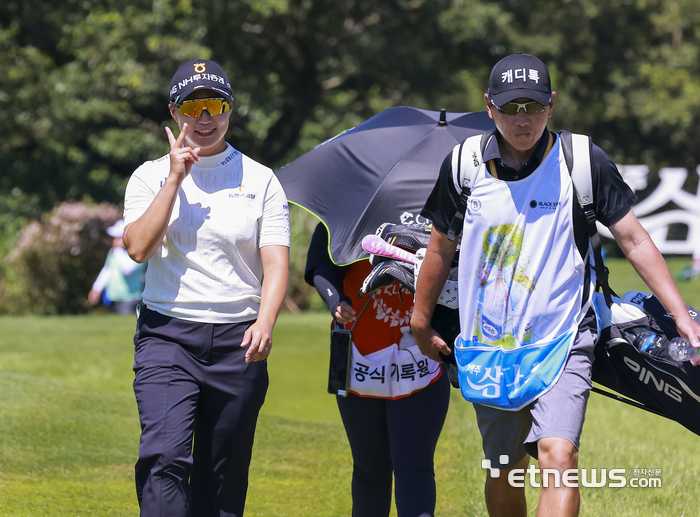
275 106 495 265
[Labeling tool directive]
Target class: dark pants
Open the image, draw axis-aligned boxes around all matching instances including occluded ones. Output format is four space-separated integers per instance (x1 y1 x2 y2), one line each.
336 370 450 517
133 308 268 517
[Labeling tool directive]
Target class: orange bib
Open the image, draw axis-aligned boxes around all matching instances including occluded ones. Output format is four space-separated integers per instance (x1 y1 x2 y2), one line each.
342 261 414 355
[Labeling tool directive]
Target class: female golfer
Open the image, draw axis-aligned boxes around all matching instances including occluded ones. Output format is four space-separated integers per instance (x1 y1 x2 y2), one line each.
123 59 290 517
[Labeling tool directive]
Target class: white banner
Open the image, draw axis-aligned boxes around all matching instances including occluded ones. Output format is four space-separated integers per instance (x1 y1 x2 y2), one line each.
598 165 700 255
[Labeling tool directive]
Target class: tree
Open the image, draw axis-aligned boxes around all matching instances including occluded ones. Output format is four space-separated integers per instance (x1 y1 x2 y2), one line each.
3 0 700 313
0 0 208 208
437 0 700 169
0 0 471 211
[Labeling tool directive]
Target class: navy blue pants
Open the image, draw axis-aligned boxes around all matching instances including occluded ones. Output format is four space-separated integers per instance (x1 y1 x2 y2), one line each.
133 307 268 517
336 370 450 517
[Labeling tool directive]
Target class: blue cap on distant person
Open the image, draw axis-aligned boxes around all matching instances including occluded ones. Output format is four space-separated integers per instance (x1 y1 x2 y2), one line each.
488 53 552 106
169 59 233 105
107 220 125 238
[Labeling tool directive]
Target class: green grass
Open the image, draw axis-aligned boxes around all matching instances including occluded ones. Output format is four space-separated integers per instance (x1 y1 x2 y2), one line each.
607 256 700 309
1 258 699 516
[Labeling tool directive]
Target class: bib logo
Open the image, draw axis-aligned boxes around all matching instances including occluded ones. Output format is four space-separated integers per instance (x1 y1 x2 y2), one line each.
530 199 560 210
194 62 206 73
483 321 498 338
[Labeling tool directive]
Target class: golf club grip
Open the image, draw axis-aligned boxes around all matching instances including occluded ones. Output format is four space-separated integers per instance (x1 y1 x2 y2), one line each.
362 235 416 264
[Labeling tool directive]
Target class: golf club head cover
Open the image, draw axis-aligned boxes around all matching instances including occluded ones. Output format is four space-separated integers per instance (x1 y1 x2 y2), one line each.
370 222 431 266
413 247 426 280
375 222 432 252
359 259 416 297
362 234 417 265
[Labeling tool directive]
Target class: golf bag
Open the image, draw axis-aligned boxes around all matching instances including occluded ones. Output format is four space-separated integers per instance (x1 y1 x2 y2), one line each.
592 290 700 436
359 222 462 388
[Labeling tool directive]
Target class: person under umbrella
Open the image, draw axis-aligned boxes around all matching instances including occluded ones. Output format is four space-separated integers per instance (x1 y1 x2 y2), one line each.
282 105 493 516
306 222 449 517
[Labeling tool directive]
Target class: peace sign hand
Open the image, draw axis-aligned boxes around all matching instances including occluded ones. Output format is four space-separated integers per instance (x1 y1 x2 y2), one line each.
165 124 200 185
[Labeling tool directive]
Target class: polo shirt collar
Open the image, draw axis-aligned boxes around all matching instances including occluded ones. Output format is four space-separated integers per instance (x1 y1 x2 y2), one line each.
482 128 553 179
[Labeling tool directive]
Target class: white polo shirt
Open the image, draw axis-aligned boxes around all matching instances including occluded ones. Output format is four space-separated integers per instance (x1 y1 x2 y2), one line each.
124 144 290 323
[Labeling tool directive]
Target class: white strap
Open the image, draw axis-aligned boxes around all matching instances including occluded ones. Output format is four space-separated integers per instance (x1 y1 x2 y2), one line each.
451 134 483 194
569 133 593 206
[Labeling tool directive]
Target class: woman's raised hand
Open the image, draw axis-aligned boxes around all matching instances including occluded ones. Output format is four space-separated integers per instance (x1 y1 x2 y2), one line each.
165 124 200 184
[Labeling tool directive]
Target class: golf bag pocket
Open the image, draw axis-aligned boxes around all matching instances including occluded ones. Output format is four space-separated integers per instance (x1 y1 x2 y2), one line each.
592 291 700 436
454 329 574 411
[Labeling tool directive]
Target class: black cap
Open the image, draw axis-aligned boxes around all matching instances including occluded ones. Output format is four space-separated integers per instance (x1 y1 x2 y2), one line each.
488 53 551 106
169 59 233 105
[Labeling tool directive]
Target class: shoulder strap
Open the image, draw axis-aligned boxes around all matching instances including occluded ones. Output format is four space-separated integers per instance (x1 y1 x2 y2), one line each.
446 129 495 241
559 130 616 307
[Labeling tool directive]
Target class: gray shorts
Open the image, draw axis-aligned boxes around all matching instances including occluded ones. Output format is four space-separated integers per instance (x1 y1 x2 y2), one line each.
473 315 597 468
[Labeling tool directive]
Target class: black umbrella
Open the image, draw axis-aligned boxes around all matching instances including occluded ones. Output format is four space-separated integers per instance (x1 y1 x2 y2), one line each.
275 106 495 265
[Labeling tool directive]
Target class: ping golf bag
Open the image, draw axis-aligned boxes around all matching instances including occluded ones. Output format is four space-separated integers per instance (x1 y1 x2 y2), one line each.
592 290 700 436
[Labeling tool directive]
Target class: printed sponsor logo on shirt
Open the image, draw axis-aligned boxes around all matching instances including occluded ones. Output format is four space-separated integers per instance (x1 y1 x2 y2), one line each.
220 149 241 166
229 192 256 200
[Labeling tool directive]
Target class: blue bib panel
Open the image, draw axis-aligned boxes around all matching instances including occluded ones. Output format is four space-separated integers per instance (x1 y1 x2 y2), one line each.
455 329 575 410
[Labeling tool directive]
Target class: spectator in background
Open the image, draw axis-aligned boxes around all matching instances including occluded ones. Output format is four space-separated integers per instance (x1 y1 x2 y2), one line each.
676 243 700 282
88 219 146 315
305 223 449 517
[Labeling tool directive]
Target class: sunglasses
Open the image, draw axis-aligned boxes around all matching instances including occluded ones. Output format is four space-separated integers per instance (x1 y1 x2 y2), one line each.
491 98 549 116
175 98 231 118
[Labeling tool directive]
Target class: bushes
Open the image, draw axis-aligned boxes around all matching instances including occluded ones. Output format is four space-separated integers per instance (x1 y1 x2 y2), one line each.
0 201 325 315
286 205 326 313
1 202 122 315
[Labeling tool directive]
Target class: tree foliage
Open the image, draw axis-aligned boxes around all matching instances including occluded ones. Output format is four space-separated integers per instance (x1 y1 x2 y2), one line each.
2 0 700 313
3 0 699 208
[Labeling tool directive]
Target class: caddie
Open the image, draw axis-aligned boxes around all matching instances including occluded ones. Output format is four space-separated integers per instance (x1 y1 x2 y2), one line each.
410 52 700 517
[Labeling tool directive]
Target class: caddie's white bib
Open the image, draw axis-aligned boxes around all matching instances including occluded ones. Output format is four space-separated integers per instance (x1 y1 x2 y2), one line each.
454 137 590 409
